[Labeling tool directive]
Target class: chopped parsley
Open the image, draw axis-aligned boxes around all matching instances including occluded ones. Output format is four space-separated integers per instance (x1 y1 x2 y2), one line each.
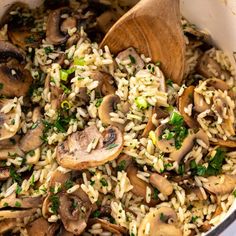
233 189 236 197
178 164 185 175
3 202 8 207
31 122 38 129
25 35 36 44
30 175 35 187
166 79 173 87
72 200 78 209
44 46 53 54
15 201 21 207
95 98 103 107
0 83 3 90
100 178 108 187
153 188 159 200
92 209 101 218
49 195 60 214
160 212 168 222
16 185 22 195
28 150 35 157
117 160 126 171
9 166 22 184
129 55 136 64
105 143 118 150
64 179 74 190
191 216 198 223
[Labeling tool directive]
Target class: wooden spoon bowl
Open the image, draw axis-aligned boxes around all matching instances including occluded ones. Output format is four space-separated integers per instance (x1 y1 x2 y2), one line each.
100 0 185 84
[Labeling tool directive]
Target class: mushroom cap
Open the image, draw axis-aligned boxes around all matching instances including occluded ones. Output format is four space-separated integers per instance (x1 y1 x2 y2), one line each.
0 98 21 141
0 61 32 97
0 208 38 218
46 7 71 45
203 175 236 195
0 219 17 234
0 144 24 160
211 139 236 148
138 207 182 236
193 91 210 113
57 125 123 170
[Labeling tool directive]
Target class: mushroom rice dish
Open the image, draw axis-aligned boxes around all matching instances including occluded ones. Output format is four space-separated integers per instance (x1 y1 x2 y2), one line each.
0 1 235 235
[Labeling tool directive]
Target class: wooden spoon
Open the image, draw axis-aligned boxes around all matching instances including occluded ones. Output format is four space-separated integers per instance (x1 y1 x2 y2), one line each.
100 0 185 85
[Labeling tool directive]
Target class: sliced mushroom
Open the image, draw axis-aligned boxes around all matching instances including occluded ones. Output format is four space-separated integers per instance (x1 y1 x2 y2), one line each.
178 86 199 128
0 208 38 218
59 192 92 235
150 173 173 196
155 124 176 153
60 17 77 34
0 144 24 160
127 164 159 206
0 61 33 97
0 41 25 63
203 175 236 195
0 98 21 141
117 153 132 171
0 219 17 234
193 91 210 113
116 47 145 71
57 125 123 170
97 11 118 34
197 53 231 80
211 139 236 148
0 167 10 181
138 207 182 236
191 187 206 201
46 7 72 45
26 217 59 236
170 129 209 162
88 218 127 235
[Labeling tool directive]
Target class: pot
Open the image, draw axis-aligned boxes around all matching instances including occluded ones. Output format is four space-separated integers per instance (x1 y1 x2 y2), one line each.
0 0 235 235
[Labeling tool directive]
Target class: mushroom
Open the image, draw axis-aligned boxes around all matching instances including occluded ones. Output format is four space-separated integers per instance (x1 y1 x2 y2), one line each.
26 217 59 236
46 7 73 45
178 86 199 128
150 173 173 196
204 78 229 91
0 167 10 181
0 144 24 160
203 175 236 195
138 207 182 236
0 41 25 63
155 124 176 153
96 11 118 34
57 226 74 236
0 98 21 141
117 153 132 171
211 139 236 148
0 219 17 234
0 208 38 218
58 192 92 235
57 125 123 170
19 107 44 152
170 129 209 162
0 61 33 97
88 218 127 235
196 53 231 80
98 94 124 129
0 194 43 209
116 47 145 71
60 17 77 34
191 187 207 201
193 91 210 113
127 164 159 206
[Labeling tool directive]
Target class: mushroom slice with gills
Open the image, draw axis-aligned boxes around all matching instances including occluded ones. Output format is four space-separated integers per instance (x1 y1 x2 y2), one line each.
170 129 209 163
0 41 25 63
57 125 123 170
127 164 159 206
0 208 38 218
150 173 173 196
203 175 236 195
88 218 127 235
0 219 17 234
0 61 33 97
0 193 43 209
204 78 229 91
98 94 124 129
26 217 59 236
138 207 182 236
211 139 236 148
58 192 92 235
0 167 10 181
178 86 199 128
0 98 21 141
155 123 176 153
142 106 168 137
196 53 231 80
116 47 145 71
46 7 73 45
0 144 24 160
57 226 74 236
193 91 210 113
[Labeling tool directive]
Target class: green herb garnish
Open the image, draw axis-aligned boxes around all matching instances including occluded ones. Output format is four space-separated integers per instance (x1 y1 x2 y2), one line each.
92 210 101 218
44 47 53 54
160 212 168 222
100 178 108 187
153 188 159 200
64 180 73 190
31 122 38 129
129 55 136 64
95 98 103 107
16 185 22 195
9 166 22 184
117 160 126 171
3 202 8 207
0 83 3 90
135 96 149 110
105 143 118 150
49 195 60 214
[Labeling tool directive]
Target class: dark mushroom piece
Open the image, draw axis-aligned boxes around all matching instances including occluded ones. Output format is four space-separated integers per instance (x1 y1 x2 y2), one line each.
0 167 10 181
0 144 24 160
0 60 33 97
0 219 17 234
178 86 199 128
57 125 123 170
138 207 182 236
26 217 59 236
0 208 38 218
46 7 74 45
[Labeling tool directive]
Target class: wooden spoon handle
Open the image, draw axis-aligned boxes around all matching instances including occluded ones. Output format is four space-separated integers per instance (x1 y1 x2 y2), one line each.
100 0 185 84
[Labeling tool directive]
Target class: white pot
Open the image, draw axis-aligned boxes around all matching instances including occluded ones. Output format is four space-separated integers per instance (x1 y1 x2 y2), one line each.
0 0 235 235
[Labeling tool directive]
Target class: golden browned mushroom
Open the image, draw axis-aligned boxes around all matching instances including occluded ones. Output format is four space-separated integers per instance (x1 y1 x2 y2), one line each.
19 107 44 153
88 218 127 235
197 53 231 80
46 7 72 45
178 86 199 128
204 78 229 91
203 175 236 195
193 91 210 113
0 167 10 181
0 208 38 218
150 173 173 196
0 219 17 234
57 125 123 170
0 98 21 141
138 207 182 236
0 61 33 97
211 139 236 148
116 47 145 71
60 17 77 34
127 164 159 206
98 94 124 129
58 192 92 235
57 226 74 236
0 194 43 209
170 129 209 162
96 11 118 34
0 144 24 160
26 217 59 236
